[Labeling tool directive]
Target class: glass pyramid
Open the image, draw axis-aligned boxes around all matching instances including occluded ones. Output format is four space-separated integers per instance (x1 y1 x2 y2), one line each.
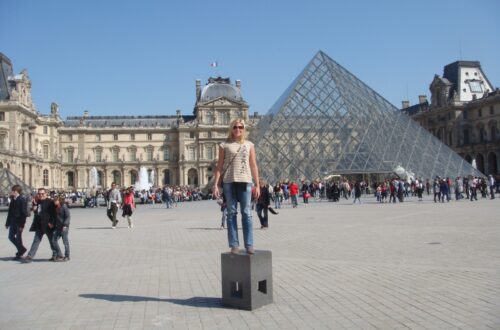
0 168 34 197
251 51 483 183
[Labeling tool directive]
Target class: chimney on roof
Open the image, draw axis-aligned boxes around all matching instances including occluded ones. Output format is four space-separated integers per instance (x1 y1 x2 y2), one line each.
418 95 427 104
235 80 241 91
196 80 201 100
402 101 410 109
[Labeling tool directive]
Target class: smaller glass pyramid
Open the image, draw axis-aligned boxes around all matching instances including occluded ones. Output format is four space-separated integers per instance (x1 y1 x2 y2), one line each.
0 168 34 197
251 51 483 183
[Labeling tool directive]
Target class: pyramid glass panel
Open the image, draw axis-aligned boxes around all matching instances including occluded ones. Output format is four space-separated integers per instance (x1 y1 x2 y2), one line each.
251 51 483 183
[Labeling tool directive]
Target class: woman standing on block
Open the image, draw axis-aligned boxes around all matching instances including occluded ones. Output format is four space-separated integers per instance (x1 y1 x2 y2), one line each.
213 118 260 255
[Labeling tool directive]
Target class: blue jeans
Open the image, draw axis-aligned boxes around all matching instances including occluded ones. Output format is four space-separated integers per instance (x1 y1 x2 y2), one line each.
223 182 253 248
27 229 56 258
52 227 70 258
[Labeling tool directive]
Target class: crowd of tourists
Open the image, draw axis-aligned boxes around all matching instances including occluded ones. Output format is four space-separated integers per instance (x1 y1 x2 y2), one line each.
254 174 499 206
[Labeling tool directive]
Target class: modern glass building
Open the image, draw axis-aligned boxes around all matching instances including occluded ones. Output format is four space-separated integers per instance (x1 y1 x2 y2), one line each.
251 51 483 183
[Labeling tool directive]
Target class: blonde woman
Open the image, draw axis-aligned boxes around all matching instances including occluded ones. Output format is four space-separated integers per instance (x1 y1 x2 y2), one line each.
213 119 260 254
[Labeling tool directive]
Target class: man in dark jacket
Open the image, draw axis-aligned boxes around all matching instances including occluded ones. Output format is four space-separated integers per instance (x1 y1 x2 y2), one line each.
5 185 28 260
22 188 57 263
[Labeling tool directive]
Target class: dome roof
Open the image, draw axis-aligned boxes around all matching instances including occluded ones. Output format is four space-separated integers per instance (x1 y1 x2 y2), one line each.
199 77 243 102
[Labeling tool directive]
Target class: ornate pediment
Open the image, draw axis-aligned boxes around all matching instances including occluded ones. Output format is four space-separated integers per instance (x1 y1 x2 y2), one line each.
199 96 244 107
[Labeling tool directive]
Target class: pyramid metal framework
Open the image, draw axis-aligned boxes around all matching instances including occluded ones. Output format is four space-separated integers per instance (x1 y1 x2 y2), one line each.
0 168 34 197
251 51 483 183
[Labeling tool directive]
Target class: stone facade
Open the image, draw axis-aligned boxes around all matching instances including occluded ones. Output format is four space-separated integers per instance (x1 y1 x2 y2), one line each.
403 61 500 175
0 53 261 190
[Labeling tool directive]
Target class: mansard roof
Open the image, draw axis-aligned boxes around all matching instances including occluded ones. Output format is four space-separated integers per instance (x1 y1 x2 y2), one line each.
63 115 195 128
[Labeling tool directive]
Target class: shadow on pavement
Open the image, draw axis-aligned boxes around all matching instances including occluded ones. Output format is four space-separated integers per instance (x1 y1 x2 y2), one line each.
79 294 224 308
187 227 225 230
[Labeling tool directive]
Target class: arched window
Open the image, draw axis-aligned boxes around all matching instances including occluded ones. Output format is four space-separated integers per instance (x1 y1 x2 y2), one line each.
43 169 49 186
491 125 498 142
97 171 104 186
163 169 171 185
112 170 121 186
488 153 498 175
187 168 198 186
476 154 485 173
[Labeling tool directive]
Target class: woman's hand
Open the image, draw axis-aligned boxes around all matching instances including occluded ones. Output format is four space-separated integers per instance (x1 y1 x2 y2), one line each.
254 185 261 200
213 185 220 199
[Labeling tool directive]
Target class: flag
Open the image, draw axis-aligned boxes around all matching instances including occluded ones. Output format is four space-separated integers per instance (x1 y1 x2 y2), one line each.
210 62 218 67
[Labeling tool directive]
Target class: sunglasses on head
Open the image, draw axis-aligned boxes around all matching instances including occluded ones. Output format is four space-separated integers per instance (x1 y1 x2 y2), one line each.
233 126 244 130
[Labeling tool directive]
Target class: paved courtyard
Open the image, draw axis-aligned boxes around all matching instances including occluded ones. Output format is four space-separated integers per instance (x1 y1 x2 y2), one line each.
1 194 499 330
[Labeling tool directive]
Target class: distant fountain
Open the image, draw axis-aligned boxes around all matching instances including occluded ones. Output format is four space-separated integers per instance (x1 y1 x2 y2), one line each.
135 167 152 191
471 159 477 169
89 167 99 188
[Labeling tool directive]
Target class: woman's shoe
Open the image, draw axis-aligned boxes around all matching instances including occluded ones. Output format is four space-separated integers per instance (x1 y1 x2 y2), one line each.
246 246 255 254
230 247 239 254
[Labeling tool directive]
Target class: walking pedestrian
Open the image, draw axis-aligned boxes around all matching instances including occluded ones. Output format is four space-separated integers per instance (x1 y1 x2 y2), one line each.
5 185 28 260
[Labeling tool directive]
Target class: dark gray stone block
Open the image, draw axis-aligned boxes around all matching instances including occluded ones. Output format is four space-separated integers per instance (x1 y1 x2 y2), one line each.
221 250 273 310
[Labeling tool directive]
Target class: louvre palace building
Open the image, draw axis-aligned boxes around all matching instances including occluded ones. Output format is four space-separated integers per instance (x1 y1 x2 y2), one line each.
0 51 494 191
0 52 261 190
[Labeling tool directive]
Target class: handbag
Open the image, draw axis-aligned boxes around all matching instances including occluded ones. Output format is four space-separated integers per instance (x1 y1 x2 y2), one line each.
268 206 279 215
217 145 242 187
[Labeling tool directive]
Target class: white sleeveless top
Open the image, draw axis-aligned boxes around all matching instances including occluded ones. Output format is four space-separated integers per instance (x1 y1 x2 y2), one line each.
220 141 254 183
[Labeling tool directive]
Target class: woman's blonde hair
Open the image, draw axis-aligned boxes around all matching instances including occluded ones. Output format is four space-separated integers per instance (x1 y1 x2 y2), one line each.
226 118 247 144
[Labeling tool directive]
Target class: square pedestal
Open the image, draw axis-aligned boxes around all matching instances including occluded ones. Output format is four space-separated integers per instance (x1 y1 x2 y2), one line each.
221 250 273 310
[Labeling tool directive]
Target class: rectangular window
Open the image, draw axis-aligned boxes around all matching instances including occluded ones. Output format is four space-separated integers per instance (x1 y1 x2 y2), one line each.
164 133 169 141
43 145 49 159
190 131 195 139
68 134 73 141
130 150 136 161
463 110 468 120
189 147 196 160
130 133 135 141
0 112 5 121
67 150 74 162
43 126 48 134
490 106 494 115
96 149 102 162
468 81 483 93
43 170 49 186
478 108 482 117
448 132 453 146
113 134 118 141
163 147 170 161
147 149 153 161
147 133 152 140
96 134 101 142
463 129 470 145
206 146 213 160
0 134 5 149
112 149 119 162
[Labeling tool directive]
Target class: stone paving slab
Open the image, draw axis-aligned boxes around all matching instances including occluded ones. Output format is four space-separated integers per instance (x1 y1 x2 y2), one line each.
1 195 499 329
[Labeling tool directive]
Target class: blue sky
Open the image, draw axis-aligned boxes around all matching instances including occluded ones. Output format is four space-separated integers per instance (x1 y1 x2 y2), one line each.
1 0 499 118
